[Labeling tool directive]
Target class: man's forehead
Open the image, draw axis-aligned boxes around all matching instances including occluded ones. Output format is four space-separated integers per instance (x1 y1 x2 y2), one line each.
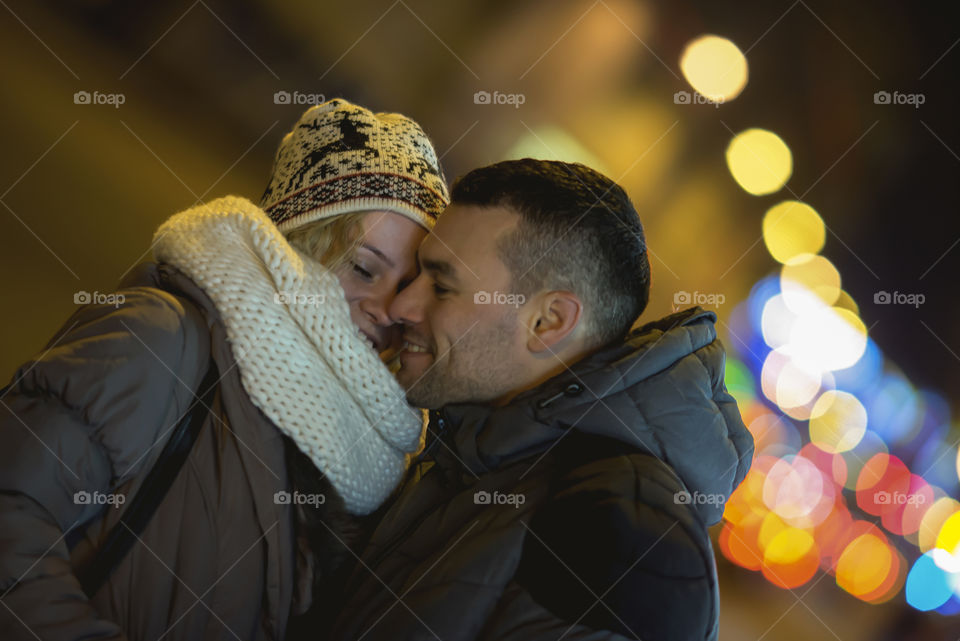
426 204 516 251
419 204 518 278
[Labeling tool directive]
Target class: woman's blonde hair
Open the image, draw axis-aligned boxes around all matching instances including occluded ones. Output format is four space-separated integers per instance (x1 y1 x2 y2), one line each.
284 211 367 270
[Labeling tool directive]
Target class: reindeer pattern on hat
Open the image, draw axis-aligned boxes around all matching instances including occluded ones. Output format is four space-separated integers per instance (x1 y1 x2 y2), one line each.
260 98 448 230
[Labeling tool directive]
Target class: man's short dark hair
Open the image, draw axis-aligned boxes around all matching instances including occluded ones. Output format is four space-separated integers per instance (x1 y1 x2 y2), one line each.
450 158 650 347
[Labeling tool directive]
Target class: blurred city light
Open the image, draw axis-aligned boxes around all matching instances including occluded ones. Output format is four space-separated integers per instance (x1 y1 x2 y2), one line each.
763 201 827 264
780 254 841 312
719 160 958 611
679 34 749 102
906 551 956 610
502 125 609 173
809 390 868 454
725 129 793 195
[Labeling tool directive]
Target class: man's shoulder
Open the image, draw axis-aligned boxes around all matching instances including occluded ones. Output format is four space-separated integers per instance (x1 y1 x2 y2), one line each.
548 433 690 503
515 433 719 640
541 432 712 546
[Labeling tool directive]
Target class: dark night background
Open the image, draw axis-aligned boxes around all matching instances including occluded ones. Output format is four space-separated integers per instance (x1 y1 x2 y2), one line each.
1 1 958 639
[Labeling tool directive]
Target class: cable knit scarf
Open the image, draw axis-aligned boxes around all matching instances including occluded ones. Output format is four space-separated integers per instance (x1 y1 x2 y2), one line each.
152 196 424 515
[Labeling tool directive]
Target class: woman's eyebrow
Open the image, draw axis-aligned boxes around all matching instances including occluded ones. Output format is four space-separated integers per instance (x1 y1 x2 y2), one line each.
360 243 394 268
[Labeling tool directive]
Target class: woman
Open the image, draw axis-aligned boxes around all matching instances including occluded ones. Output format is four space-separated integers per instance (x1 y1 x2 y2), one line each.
0 99 448 641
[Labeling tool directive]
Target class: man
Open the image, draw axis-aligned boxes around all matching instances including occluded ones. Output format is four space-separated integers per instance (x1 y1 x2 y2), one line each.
329 159 754 641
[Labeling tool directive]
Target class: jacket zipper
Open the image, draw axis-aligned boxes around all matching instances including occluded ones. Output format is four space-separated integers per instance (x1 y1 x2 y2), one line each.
364 409 455 571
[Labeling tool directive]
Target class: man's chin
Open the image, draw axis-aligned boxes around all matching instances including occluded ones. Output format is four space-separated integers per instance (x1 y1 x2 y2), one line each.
396 368 442 409
402 385 442 410
397 350 432 377
396 363 431 399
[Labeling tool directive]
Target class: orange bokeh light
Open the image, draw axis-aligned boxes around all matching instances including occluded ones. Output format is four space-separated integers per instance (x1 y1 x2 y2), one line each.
762 527 820 589
836 530 895 599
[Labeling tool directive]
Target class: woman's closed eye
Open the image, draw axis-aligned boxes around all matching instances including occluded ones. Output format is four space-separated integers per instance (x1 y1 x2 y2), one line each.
352 261 374 281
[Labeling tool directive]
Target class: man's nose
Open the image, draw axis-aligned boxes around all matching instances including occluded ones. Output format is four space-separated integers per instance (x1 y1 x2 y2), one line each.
389 276 426 326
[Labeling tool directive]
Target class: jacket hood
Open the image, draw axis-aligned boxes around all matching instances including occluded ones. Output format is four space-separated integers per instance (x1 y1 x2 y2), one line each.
434 307 754 525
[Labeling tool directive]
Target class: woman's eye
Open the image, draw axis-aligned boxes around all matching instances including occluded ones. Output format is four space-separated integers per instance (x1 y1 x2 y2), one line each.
352 262 373 280
432 283 450 296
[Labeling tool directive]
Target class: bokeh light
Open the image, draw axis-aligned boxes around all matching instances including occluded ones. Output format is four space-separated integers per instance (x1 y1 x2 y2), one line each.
724 357 757 407
834 290 860 316
748 411 802 457
809 390 868 454
919 497 960 552
863 373 923 446
906 551 955 611
719 254 957 614
840 430 889 491
862 546 907 604
763 456 825 521
763 201 826 264
788 306 868 372
679 35 748 102
855 454 911 517
936 511 960 557
780 254 841 313
762 527 820 589
761 348 822 410
893 475 935 537
836 531 894 599
800 442 848 487
709 35 959 615
503 125 609 172
720 519 763 571
726 129 793 195
760 294 795 351
915 436 960 495
832 337 883 395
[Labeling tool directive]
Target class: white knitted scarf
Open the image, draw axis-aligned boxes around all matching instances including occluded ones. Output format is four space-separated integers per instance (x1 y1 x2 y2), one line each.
152 196 424 515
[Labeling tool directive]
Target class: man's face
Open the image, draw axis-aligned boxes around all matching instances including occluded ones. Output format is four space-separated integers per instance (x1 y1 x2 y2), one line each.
389 203 530 408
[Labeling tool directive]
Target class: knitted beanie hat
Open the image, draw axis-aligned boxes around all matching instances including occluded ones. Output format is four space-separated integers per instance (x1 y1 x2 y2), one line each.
260 98 449 233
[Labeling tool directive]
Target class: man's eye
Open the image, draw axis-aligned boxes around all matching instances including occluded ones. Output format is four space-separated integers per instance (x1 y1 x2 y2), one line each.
433 283 450 296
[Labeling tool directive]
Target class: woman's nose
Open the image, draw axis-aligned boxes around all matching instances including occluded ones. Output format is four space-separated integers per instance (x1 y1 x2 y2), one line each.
360 291 394 327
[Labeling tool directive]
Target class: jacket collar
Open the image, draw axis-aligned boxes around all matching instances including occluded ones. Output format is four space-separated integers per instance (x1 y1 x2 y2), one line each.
425 307 753 525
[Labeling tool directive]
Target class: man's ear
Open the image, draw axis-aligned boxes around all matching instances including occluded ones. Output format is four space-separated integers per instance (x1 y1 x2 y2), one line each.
525 291 583 354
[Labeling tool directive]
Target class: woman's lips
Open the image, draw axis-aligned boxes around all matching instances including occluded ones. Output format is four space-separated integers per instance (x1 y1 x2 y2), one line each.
359 329 381 352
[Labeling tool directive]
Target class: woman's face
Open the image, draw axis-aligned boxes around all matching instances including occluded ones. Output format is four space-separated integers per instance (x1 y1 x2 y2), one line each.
336 210 426 355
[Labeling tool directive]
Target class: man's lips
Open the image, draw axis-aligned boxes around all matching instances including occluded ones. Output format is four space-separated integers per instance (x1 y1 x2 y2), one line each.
401 337 433 354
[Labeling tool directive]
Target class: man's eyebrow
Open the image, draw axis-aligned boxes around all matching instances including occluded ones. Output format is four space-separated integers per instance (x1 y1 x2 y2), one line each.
360 243 394 268
422 257 457 280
